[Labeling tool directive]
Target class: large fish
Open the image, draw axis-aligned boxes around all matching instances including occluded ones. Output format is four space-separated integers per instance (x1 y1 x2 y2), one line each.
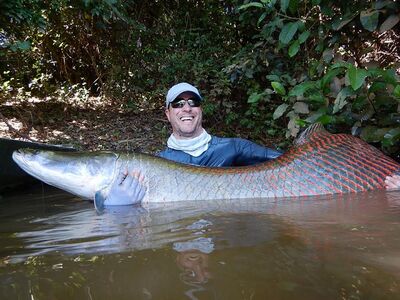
12 124 400 206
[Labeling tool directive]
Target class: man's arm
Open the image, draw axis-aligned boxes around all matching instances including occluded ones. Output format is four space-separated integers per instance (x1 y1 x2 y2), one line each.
234 138 282 166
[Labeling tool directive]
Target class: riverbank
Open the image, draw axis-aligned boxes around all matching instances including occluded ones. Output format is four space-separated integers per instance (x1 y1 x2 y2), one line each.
0 97 169 153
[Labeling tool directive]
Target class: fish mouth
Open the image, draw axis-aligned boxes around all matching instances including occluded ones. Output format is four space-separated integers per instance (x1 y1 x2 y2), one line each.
13 148 37 156
12 149 35 170
12 148 56 181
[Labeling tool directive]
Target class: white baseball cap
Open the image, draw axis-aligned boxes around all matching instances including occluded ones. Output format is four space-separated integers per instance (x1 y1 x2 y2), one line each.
165 82 202 107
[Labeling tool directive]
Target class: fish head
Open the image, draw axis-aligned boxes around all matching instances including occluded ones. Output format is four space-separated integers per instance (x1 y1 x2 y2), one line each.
12 149 118 199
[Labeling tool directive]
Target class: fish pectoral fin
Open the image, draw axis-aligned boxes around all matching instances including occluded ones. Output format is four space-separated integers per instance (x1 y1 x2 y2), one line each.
94 190 106 213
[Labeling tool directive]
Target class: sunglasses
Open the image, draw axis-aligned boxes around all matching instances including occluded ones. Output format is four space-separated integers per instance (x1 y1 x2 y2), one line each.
170 98 201 109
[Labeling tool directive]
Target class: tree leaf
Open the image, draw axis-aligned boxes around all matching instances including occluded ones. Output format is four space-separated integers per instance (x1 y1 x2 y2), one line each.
322 48 333 63
298 30 310 44
293 101 309 114
375 0 393 9
271 81 286 95
248 92 263 104
288 40 300 57
280 0 290 13
394 85 400 99
380 69 398 85
10 40 31 52
382 127 400 146
321 68 343 89
279 22 299 44
266 74 280 81
333 87 353 114
239 2 264 10
17 40 31 51
287 114 300 137
258 12 268 26
273 103 289 119
305 109 328 123
308 91 326 104
332 13 356 30
347 66 368 90
330 76 343 95
369 81 386 93
379 14 400 32
331 61 352 69
360 10 380 32
288 81 316 97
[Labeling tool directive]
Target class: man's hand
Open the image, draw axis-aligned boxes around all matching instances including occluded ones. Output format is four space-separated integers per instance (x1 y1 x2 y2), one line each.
385 174 400 190
105 170 146 205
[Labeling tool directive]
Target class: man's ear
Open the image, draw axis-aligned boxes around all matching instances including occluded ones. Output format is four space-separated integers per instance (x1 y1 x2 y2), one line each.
165 108 171 122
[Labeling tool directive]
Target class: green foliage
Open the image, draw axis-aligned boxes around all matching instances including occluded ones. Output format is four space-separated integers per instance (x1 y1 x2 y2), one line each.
1 1 239 105
1 0 399 157
230 0 400 155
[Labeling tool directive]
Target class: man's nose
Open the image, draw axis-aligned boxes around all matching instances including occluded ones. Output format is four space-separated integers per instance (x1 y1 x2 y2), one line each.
181 101 192 111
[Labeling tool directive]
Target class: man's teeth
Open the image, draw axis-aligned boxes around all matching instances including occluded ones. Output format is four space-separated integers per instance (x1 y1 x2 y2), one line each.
181 116 194 121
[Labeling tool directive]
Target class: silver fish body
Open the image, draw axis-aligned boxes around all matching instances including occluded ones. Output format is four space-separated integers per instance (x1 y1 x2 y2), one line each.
12 125 400 203
12 149 295 203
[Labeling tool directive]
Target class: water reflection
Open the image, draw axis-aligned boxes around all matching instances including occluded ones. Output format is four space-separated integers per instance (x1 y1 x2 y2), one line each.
173 221 214 285
2 189 400 261
177 249 211 284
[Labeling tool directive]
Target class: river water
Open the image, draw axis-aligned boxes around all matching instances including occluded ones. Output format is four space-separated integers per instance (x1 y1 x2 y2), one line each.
1 185 400 300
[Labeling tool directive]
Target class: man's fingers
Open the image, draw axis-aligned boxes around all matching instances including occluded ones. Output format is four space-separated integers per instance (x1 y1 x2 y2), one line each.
114 169 146 193
131 176 144 193
132 171 145 184
138 173 145 183
115 169 128 185
121 172 134 188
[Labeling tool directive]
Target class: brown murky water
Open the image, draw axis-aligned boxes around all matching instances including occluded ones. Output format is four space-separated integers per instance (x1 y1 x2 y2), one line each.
1 186 400 300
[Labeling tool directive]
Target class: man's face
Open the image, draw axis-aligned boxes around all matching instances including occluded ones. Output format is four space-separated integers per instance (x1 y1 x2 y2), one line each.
165 91 203 139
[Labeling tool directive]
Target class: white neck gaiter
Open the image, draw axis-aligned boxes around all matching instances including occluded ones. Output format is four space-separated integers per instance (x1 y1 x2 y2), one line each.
167 129 212 157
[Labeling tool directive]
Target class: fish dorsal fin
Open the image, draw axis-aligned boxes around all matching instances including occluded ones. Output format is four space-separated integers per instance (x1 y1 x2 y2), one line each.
294 123 327 146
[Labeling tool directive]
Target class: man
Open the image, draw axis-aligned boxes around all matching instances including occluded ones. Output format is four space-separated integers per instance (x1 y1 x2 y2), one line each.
105 83 400 205
159 82 281 166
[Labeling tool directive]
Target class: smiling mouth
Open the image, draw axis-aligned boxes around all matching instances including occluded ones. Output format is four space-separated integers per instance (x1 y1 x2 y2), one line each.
180 116 194 122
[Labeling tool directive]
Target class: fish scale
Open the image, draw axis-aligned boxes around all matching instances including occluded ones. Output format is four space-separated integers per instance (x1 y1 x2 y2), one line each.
333 146 378 188
12 124 400 204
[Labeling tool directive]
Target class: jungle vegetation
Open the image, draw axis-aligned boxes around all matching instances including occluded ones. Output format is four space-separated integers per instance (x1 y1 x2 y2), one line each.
1 0 399 156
